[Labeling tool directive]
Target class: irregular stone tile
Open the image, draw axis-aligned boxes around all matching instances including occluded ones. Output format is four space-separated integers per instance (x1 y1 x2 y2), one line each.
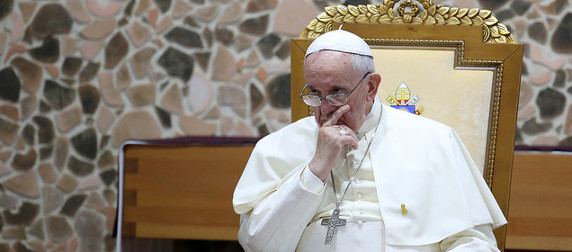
495 9 514 22
68 156 95 176
61 194 87 217
4 171 39 198
127 83 155 106
46 216 73 243
4 43 26 62
532 134 560 146
111 110 161 146
1 227 26 240
553 69 566 88
234 119 255 136
99 71 125 107
564 104 572 134
552 13 572 54
39 145 53 161
239 15 269 35
0 191 20 210
537 88 566 118
54 138 69 170
171 0 192 18
215 26 234 46
99 169 117 186
20 95 36 121
517 80 532 107
127 21 151 47
0 33 6 53
103 188 116 205
29 37 60 63
179 116 217 136
250 83 265 115
0 150 12 163
155 0 172 13
217 85 247 107
3 202 39 225
61 36 79 56
21 124 34 145
96 106 115 133
165 27 203 48
511 0 532 15
135 0 151 15
529 64 552 85
11 57 42 93
0 67 20 103
39 100 52 114
78 85 100 114
155 16 172 33
97 150 115 169
274 0 318 36
184 15 199 28
105 32 129 69
530 44 566 70
79 40 105 60
85 192 105 208
29 4 72 39
538 0 568 15
246 0 277 12
86 0 123 18
71 128 97 160
79 62 100 82
61 57 83 76
193 5 219 22
32 116 54 144
0 104 18 121
55 106 82 133
38 163 57 184
0 162 11 177
98 206 116 230
44 65 58 79
43 80 75 110
152 106 170 129
188 71 213 114
77 175 100 192
130 47 156 79
56 174 79 193
42 186 64 214
267 73 291 109
148 7 159 27
161 84 184 115
116 63 132 90
256 67 267 83
66 0 91 23
29 219 44 240
257 124 269 137
212 46 236 82
276 40 290 60
193 52 210 72
75 210 104 251
203 27 213 48
158 47 194 82
265 61 289 75
18 2 36 23
80 18 116 40
11 148 37 171
220 116 235 135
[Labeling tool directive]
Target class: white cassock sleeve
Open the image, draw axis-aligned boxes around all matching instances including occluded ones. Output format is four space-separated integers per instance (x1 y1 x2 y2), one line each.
439 224 500 252
238 167 326 252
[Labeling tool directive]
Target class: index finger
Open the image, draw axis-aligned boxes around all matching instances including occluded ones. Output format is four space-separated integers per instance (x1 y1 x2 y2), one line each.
323 105 350 127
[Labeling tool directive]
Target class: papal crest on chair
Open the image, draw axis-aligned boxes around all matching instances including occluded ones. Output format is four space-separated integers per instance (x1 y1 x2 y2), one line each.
386 82 424 115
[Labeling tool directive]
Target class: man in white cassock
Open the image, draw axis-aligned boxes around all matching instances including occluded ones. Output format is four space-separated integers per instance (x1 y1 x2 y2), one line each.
232 30 507 252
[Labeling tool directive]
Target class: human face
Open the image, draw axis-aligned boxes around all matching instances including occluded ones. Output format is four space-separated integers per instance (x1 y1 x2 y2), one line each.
303 51 375 132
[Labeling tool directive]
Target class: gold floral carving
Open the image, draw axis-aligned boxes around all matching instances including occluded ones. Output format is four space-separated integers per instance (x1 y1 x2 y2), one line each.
300 0 514 44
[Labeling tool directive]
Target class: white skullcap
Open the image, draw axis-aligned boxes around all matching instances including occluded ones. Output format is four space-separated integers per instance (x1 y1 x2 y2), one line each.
305 29 373 58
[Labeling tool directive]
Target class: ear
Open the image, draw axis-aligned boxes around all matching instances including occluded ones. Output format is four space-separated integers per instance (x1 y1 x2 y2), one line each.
366 73 381 102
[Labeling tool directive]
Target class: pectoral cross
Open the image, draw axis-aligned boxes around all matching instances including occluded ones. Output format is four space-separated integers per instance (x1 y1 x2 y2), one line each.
320 208 346 245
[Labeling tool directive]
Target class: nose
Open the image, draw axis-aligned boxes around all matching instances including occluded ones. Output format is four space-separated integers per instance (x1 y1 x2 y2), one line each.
319 101 337 115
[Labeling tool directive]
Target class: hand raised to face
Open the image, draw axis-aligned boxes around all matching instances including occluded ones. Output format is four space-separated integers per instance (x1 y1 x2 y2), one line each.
308 105 359 181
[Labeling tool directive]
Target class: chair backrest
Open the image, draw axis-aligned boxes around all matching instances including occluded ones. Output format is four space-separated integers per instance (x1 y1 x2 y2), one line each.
290 2 523 250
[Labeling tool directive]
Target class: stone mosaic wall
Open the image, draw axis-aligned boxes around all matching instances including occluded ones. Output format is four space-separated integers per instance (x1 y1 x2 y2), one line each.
0 0 570 251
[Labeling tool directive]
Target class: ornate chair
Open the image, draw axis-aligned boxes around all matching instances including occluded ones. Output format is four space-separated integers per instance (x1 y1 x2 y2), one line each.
290 1 523 250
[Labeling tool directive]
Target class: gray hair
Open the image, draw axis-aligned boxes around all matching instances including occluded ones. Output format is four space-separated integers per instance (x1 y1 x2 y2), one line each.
351 53 375 76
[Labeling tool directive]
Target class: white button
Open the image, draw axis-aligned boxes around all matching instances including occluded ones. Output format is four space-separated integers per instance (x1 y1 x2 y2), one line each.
355 178 361 183
351 161 359 168
357 193 363 199
357 219 363 224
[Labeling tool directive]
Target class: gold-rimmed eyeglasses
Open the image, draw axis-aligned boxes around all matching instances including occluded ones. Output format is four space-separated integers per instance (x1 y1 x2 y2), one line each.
300 72 371 107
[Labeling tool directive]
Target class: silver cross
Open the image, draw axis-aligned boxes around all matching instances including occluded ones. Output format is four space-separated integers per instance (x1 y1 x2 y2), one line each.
320 208 346 245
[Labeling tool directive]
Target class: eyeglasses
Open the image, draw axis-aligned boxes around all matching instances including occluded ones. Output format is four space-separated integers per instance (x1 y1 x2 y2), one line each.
300 72 371 107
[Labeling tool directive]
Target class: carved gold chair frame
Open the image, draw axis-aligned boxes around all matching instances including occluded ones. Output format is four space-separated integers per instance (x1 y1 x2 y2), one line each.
290 1 523 250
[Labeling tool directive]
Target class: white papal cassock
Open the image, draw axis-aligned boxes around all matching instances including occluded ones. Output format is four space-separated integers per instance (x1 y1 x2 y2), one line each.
233 98 507 251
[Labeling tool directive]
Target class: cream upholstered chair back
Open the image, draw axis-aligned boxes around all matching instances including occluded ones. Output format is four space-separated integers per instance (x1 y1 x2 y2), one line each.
290 1 523 250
